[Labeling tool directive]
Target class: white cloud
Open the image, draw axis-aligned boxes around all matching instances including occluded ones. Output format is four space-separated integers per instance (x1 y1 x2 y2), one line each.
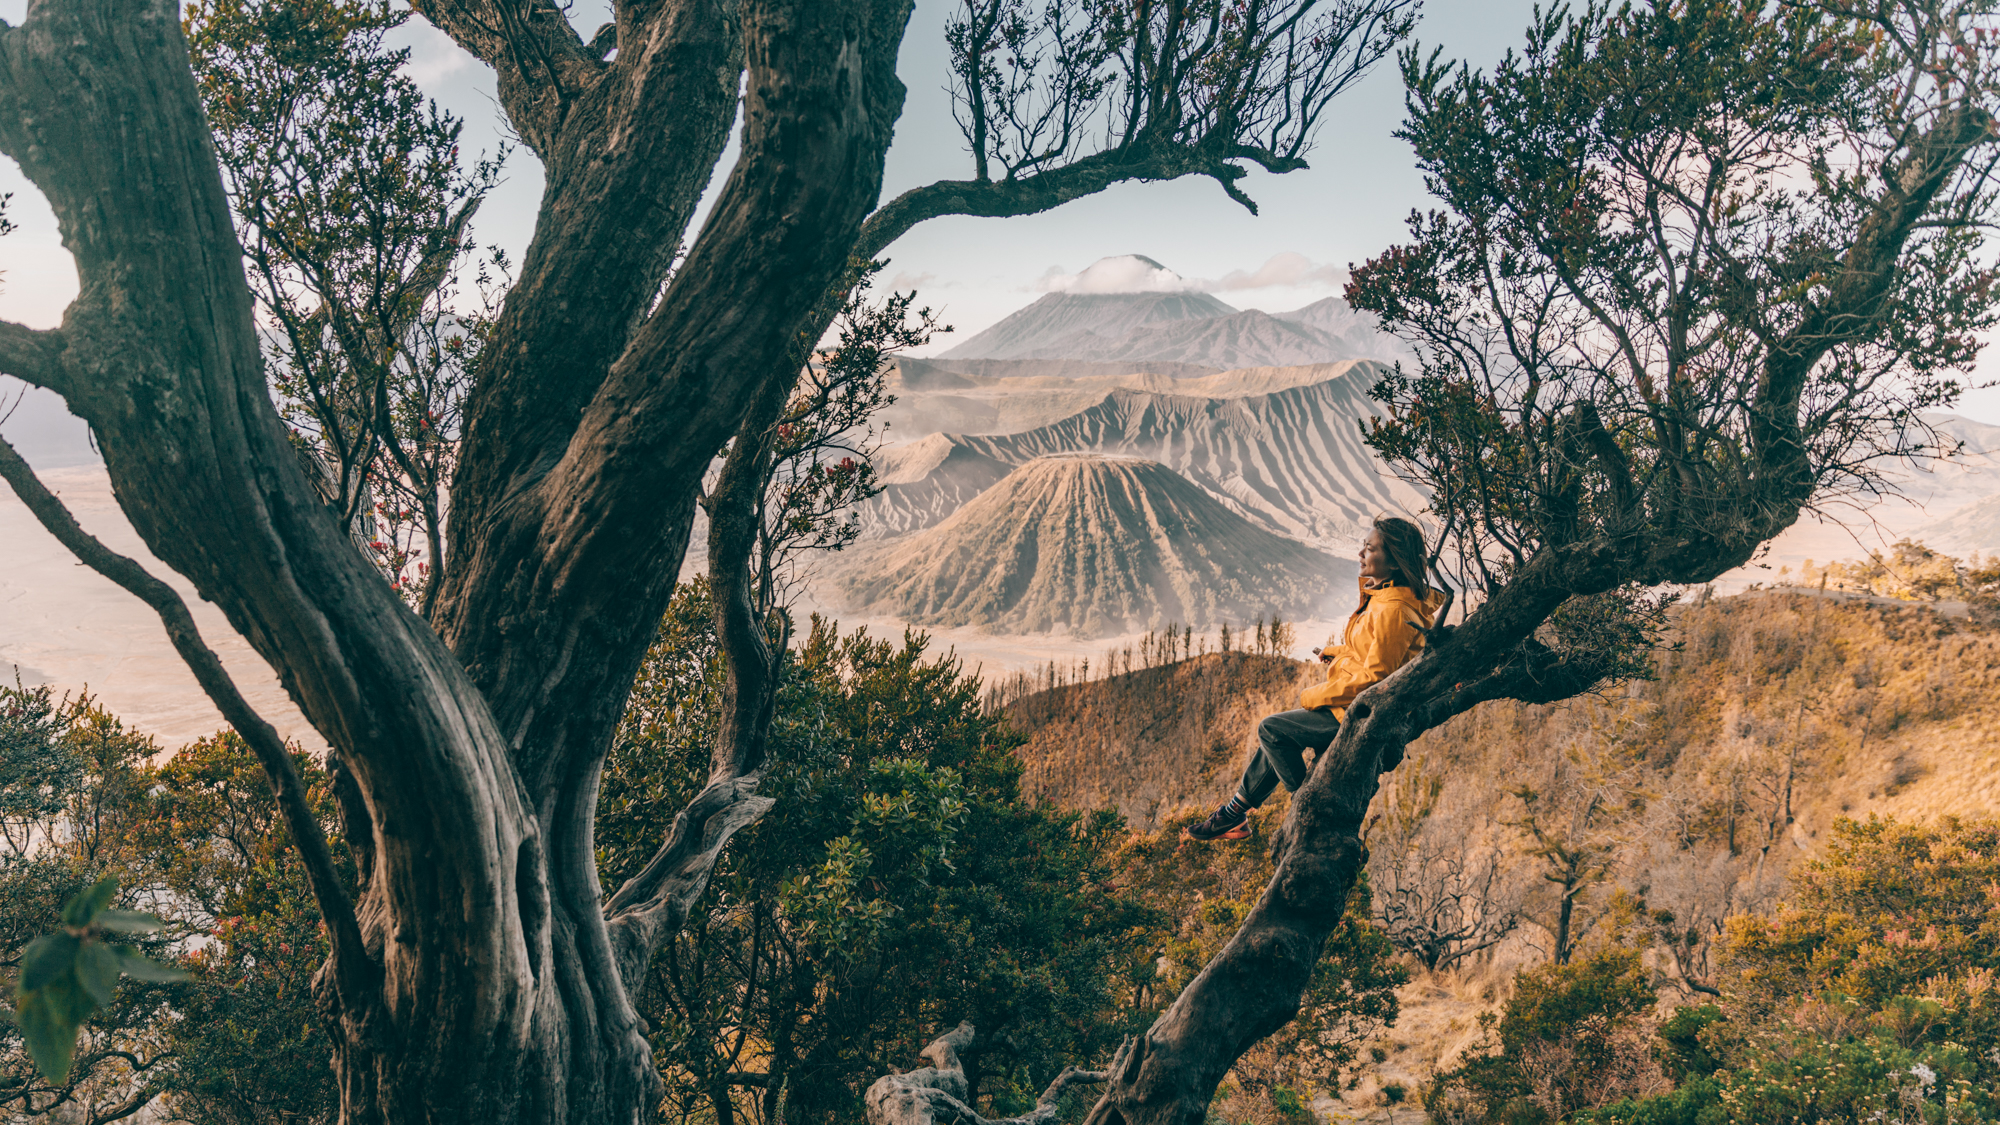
1200 252 1345 292
1035 252 1346 295
1040 255 1195 294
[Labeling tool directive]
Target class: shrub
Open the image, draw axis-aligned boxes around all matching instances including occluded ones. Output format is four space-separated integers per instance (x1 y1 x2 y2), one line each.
1425 948 1664 1124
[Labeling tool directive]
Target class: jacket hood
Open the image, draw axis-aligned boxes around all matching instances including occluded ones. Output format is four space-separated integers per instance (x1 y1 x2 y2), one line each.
1361 580 1445 626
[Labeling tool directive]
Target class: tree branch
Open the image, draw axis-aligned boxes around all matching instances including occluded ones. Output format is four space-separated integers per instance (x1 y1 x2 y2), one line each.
856 147 1243 259
0 319 66 394
407 0 599 153
82 1082 159 1125
1759 102 1997 429
602 379 792 986
0 436 376 1006
602 774 774 988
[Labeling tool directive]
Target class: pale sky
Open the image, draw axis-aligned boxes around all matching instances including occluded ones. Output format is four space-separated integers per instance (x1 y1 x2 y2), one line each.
6 0 2000 466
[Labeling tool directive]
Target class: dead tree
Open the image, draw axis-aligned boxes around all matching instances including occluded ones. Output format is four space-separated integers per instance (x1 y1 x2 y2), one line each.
1369 803 1522 973
866 1024 1119 1125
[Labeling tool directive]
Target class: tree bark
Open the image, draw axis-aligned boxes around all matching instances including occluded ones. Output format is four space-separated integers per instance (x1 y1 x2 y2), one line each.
0 0 542 1115
0 0 912 1120
0 438 369 1002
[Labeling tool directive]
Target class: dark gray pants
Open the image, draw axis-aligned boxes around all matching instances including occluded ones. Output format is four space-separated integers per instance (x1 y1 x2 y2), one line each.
1238 708 1342 808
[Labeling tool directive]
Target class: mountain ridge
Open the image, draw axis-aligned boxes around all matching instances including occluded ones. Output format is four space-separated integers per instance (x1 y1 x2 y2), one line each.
863 363 1424 546
941 288 1410 369
942 291 1240 360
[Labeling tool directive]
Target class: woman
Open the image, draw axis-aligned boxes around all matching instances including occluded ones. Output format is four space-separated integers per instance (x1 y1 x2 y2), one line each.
1186 514 1444 842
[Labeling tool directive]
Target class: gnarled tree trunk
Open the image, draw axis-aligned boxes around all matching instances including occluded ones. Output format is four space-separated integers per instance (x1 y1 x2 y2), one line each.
0 0 1423 1119
0 0 911 1120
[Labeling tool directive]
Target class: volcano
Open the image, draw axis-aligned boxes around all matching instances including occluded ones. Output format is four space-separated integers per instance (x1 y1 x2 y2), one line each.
830 455 1352 637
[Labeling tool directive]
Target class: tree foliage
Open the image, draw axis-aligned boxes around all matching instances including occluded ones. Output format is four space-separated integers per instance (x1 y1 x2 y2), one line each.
11 878 185 1088
601 584 1164 1125
184 0 503 609
937 0 1421 208
1427 948 1665 1124
1351 0 2000 601
1431 816 2000 1125
0 686 351 1124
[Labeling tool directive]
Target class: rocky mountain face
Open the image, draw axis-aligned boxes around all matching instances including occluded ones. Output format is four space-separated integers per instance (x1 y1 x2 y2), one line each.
840 254 1996 640
830 454 1353 636
1907 414 2000 552
1035 307 1362 369
881 357 1360 437
829 258 1425 636
863 362 1424 547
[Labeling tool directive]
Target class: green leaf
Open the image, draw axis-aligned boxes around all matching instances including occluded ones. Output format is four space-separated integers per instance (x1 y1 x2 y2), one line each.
13 989 77 1085
92 909 166 935
113 948 190 984
59 876 118 928
18 933 79 993
74 942 121 1007
42 974 98 1026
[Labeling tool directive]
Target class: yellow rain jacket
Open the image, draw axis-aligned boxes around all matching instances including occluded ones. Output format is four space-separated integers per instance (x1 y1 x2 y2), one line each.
1301 580 1446 717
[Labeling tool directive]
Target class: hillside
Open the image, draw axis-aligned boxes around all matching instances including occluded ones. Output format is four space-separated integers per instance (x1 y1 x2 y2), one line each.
863 363 1424 547
1010 588 2000 862
999 588 2000 1114
830 455 1352 636
1007 650 1313 829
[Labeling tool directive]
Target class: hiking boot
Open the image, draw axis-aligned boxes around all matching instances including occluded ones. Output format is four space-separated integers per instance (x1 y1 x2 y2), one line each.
1184 802 1253 841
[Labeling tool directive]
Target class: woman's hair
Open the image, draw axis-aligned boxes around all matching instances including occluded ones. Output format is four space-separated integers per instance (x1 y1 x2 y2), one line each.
1373 514 1431 600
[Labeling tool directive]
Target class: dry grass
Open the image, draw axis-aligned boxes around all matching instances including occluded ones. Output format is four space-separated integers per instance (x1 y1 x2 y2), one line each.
1004 650 1313 830
1336 590 2000 1115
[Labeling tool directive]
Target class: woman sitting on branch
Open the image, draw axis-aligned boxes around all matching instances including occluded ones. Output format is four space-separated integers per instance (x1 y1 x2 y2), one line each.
1186 514 1444 842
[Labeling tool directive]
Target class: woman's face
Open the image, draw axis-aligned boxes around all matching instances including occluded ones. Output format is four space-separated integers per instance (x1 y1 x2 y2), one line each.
1359 529 1392 588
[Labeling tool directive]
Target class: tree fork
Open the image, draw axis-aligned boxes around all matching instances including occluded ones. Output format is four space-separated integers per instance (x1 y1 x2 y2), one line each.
0 0 916 1120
